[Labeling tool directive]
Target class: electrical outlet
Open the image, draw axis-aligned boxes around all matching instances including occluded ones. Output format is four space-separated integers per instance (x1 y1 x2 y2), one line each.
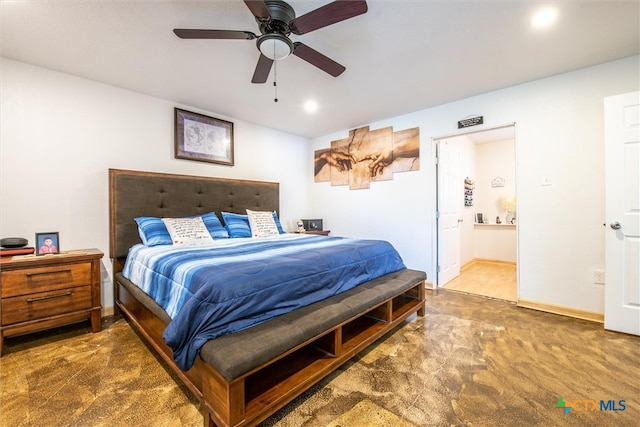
593 270 605 285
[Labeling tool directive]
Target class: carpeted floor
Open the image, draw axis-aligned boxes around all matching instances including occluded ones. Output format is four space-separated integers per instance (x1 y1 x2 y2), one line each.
1 289 638 426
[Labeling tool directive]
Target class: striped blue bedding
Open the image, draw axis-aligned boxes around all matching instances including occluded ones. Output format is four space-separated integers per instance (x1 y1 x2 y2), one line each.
122 233 406 370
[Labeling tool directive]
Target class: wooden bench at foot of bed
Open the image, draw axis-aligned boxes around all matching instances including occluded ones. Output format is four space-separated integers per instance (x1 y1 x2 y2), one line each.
115 268 426 427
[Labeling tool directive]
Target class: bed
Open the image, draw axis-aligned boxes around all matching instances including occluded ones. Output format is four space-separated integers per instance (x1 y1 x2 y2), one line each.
109 168 426 427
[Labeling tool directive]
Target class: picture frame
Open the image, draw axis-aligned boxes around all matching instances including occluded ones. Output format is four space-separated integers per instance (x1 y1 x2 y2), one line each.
174 108 234 166
36 232 60 255
476 213 484 224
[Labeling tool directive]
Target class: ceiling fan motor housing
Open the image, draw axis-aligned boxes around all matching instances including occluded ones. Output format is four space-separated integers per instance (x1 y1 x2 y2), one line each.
256 0 297 60
257 0 296 35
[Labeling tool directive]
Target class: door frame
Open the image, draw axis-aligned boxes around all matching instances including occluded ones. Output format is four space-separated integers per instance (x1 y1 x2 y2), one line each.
433 123 519 296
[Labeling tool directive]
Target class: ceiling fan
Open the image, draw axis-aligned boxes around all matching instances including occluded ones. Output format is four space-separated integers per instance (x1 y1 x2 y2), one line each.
173 0 368 84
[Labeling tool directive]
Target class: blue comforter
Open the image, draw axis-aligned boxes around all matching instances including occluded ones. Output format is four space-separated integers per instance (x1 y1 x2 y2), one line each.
122 234 405 370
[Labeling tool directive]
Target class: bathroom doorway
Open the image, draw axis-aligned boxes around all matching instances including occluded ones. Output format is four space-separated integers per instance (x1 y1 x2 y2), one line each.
435 125 518 302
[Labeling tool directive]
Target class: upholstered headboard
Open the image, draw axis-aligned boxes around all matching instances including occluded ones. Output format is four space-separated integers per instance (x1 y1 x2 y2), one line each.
109 169 279 260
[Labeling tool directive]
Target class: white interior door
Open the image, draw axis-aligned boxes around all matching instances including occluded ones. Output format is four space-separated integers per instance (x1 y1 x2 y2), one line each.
604 91 640 336
437 140 461 286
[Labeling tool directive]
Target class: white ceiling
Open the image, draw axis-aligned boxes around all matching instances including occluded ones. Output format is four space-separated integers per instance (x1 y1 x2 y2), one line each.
2 1 638 139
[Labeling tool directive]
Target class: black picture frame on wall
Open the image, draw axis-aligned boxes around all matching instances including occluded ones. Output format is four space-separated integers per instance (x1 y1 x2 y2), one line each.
36 232 59 255
174 108 234 166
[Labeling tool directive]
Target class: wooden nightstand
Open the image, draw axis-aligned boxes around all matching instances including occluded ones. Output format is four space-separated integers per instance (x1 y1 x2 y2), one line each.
305 230 330 236
0 248 103 355
296 230 331 236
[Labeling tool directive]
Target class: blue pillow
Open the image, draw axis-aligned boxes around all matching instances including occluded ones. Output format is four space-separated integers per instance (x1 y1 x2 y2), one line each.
135 212 228 246
201 212 230 239
221 211 286 238
272 211 285 234
221 212 252 238
135 216 172 246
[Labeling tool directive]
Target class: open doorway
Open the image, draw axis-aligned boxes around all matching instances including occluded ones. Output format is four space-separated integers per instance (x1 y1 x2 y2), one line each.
435 125 517 302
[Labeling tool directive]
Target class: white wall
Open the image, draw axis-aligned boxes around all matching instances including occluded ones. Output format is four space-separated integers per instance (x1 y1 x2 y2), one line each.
473 138 517 263
474 225 517 262
310 55 639 314
475 139 516 224
0 59 310 310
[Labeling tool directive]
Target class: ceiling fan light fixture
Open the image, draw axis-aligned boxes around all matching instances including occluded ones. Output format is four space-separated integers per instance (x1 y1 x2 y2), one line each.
257 33 293 60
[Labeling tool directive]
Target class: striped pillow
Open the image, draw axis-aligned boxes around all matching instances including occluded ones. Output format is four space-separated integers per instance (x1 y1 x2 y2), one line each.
272 211 285 234
222 211 286 238
135 216 172 246
221 212 252 238
135 212 229 246
201 212 230 239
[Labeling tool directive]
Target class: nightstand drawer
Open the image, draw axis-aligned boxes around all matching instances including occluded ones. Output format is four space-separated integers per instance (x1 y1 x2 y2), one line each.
1 262 91 298
1 286 92 325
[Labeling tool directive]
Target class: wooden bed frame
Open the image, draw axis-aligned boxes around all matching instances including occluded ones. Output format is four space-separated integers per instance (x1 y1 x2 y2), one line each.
109 168 426 427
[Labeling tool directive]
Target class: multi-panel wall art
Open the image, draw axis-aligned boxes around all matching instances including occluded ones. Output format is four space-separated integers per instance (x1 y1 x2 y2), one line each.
314 125 420 190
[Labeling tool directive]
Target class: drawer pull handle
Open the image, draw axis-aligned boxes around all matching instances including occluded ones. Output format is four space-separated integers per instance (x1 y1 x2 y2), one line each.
26 292 72 303
26 269 72 277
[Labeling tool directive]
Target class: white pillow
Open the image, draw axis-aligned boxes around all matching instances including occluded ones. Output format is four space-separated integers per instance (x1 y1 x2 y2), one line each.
162 217 215 246
246 209 280 237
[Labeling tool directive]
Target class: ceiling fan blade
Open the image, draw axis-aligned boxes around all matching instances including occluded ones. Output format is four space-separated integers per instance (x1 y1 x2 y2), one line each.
173 29 257 40
291 0 368 35
251 54 274 83
292 42 345 77
244 0 271 20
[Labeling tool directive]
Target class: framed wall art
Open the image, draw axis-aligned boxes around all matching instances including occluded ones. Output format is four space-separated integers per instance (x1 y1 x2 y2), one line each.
36 232 59 255
174 108 234 166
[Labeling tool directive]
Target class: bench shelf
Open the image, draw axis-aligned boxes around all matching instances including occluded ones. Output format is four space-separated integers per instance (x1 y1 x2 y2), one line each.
212 280 426 427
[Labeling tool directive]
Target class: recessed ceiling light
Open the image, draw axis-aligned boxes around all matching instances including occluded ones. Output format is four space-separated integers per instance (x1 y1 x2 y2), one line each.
304 100 318 113
531 7 558 29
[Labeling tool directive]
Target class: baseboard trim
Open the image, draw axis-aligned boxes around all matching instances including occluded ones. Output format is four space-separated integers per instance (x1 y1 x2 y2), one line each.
469 257 516 266
517 299 604 323
460 258 517 271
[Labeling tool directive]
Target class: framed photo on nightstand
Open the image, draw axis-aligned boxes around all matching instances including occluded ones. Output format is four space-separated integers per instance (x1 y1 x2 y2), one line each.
36 232 59 255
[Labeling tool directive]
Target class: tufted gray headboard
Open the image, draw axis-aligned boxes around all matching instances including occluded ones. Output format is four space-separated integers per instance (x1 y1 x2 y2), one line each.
109 169 279 260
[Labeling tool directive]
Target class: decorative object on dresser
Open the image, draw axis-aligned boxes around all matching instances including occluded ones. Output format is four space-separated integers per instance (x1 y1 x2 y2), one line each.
174 108 234 166
0 248 104 356
301 219 323 231
35 232 60 255
1 237 28 248
0 237 34 257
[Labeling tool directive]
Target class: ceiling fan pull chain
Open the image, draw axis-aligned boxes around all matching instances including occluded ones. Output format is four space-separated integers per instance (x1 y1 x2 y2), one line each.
273 59 278 102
